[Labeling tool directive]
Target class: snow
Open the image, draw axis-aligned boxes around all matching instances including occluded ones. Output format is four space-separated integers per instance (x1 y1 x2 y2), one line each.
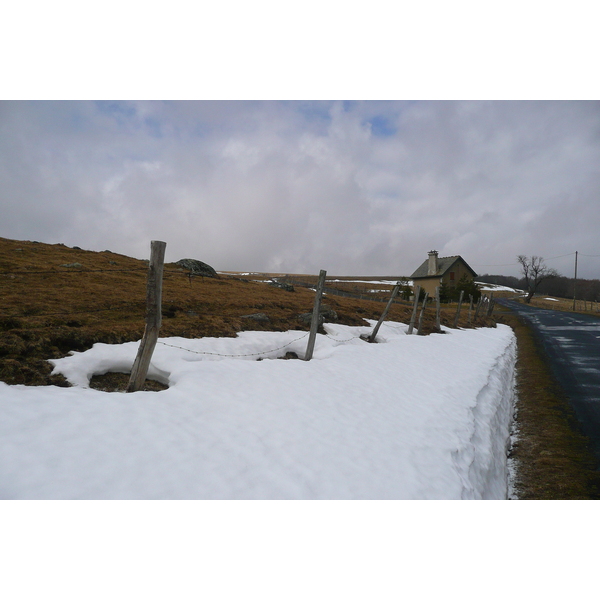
0 322 516 499
544 297 559 301
476 282 523 292
330 278 411 285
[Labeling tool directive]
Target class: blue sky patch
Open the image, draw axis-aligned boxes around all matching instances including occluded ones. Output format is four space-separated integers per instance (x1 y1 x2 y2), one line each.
368 115 397 137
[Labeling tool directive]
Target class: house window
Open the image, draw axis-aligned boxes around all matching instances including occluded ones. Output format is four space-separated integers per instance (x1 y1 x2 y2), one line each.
449 272 455 281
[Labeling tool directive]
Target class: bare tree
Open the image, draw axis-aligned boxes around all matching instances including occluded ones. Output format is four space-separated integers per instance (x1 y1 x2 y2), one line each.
517 255 558 303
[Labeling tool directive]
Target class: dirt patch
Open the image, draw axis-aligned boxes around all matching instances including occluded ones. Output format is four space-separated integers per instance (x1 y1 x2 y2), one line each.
89 372 169 393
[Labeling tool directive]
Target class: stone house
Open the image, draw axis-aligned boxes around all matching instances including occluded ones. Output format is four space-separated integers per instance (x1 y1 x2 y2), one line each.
410 251 477 296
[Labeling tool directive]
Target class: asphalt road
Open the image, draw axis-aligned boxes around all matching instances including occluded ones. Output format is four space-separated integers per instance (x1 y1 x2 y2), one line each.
498 299 600 461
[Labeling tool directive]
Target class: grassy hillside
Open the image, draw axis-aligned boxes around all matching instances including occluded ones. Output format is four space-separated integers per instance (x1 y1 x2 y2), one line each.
1 237 496 387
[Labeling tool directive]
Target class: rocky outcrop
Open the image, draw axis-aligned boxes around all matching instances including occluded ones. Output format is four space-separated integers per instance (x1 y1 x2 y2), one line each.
269 280 295 292
297 305 338 326
175 259 218 278
241 313 270 322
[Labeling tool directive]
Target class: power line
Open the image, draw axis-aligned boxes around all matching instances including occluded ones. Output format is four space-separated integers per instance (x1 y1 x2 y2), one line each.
472 252 577 268
544 252 577 261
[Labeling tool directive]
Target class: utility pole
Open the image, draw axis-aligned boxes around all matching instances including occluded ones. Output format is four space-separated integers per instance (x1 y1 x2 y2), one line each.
572 251 578 311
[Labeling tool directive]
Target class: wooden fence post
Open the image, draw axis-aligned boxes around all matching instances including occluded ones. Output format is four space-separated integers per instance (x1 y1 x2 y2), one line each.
369 282 401 342
304 269 327 361
417 292 429 335
486 292 495 316
435 286 441 331
453 290 464 328
407 285 421 335
468 294 473 325
127 240 166 392
474 296 483 319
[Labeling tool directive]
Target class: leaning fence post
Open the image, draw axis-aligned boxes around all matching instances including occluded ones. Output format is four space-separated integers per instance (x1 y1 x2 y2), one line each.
407 285 421 335
474 296 483 319
453 290 464 328
304 269 327 361
487 292 495 317
435 286 441 331
369 282 401 342
127 240 166 392
417 292 429 335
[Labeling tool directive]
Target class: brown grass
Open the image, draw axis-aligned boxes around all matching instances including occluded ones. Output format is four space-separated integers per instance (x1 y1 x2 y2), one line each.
1 236 495 386
520 295 600 316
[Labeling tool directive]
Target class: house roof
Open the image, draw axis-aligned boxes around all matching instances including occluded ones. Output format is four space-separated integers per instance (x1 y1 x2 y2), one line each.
410 255 477 279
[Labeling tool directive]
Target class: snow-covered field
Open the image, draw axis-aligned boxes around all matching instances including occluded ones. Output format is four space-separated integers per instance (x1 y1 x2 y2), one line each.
0 321 516 499
329 278 409 285
475 281 523 293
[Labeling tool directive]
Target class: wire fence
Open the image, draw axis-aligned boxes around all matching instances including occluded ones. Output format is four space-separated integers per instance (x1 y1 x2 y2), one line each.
281 277 414 306
4 256 599 349
0 266 410 321
156 332 311 358
1 263 397 358
154 327 373 359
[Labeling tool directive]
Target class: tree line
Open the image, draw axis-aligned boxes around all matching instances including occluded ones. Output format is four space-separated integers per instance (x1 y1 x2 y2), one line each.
477 268 600 302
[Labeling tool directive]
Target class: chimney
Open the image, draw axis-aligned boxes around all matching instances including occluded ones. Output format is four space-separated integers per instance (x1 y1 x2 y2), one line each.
427 250 439 276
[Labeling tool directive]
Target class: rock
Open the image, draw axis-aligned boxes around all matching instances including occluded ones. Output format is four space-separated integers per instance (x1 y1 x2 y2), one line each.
297 305 338 325
269 280 295 292
241 313 270 322
175 258 218 278
61 263 82 268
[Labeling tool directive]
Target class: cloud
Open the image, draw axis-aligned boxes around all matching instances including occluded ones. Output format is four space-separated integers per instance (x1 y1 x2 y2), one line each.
1 100 599 278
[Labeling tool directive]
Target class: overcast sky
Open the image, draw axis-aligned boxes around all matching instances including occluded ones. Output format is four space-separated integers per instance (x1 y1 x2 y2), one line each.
1 100 599 279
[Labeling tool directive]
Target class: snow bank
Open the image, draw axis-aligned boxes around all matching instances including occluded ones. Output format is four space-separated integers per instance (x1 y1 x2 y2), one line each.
475 282 523 293
0 323 516 499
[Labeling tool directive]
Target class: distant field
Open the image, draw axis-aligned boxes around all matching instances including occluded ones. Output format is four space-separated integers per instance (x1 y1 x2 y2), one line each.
525 295 600 315
220 272 408 302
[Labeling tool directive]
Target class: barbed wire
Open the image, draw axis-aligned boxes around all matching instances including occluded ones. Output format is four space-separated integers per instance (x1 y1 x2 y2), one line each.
381 322 407 332
323 330 364 342
157 332 310 358
472 252 578 267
